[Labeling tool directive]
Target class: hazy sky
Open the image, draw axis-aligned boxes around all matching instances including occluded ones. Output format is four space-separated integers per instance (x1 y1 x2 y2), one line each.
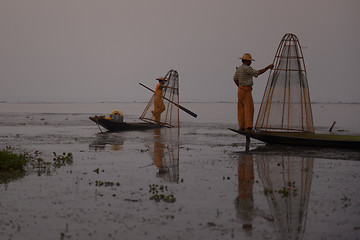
1 0 359 103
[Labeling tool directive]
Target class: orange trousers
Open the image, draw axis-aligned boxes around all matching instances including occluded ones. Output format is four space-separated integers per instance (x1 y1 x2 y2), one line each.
237 86 254 130
153 95 165 122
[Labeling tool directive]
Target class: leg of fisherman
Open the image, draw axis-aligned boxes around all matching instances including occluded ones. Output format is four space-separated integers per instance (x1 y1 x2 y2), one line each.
243 87 254 129
153 96 161 122
237 87 246 130
159 100 165 114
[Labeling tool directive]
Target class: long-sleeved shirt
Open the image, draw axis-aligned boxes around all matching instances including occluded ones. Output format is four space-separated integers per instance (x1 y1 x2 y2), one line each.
233 64 259 86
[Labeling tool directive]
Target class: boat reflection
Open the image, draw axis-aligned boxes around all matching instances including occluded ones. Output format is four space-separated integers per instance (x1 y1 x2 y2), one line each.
257 153 314 240
150 128 180 183
89 132 125 151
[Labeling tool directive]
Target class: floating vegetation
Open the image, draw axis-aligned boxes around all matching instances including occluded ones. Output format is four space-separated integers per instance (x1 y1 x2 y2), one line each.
263 181 298 198
278 187 290 198
29 151 73 176
148 184 176 203
124 199 139 202
0 146 74 184
149 184 168 194
264 188 273 196
150 194 176 203
52 152 73 168
0 146 27 184
341 195 351 209
93 168 104 174
92 180 120 187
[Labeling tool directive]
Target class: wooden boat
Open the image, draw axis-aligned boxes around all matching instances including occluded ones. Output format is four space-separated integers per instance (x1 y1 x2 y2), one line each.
230 34 360 150
89 115 163 132
229 128 360 150
89 70 197 132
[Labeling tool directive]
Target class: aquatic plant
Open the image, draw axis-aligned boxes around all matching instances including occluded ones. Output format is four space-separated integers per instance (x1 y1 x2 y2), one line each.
148 184 176 203
150 194 176 203
341 195 351 209
52 152 73 168
93 168 104 174
0 147 74 184
0 146 27 184
264 188 273 196
0 146 27 171
149 184 168 194
93 180 120 187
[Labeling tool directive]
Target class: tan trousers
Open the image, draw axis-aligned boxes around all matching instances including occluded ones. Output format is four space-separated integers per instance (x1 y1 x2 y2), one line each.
237 86 254 130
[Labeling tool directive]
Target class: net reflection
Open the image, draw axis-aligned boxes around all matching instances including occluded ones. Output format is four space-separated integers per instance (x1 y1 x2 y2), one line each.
150 129 180 183
257 154 314 240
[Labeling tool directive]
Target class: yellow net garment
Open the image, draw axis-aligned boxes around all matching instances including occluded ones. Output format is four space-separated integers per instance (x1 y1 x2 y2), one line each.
140 69 180 128
255 33 314 133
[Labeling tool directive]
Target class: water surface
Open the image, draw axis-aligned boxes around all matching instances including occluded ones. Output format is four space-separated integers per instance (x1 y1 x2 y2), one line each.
0 102 359 239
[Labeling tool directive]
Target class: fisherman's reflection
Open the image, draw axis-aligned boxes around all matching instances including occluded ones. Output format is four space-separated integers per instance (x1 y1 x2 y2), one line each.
257 154 314 240
152 128 179 182
234 153 254 234
154 129 166 177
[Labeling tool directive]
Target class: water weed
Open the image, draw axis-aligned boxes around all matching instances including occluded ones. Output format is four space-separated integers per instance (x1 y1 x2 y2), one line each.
0 146 73 184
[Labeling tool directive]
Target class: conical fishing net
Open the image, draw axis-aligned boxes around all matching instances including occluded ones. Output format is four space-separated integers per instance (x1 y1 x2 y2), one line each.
140 69 180 128
255 33 314 132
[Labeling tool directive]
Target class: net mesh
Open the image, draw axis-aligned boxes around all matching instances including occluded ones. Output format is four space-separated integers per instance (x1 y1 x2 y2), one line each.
140 69 180 128
255 33 314 133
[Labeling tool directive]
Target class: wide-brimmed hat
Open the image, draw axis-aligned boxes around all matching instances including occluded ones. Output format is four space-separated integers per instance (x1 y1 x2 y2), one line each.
239 53 255 61
156 77 167 81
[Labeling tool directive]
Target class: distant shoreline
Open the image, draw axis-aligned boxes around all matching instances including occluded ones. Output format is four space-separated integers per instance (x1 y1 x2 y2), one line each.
1 101 359 104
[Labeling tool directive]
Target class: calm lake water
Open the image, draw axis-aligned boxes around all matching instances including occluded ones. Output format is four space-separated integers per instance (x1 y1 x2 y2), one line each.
0 102 359 240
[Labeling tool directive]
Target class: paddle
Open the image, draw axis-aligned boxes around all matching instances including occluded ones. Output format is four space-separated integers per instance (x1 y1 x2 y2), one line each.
139 83 197 118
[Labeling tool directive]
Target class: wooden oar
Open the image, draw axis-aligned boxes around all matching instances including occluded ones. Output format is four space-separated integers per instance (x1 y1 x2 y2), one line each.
139 83 197 118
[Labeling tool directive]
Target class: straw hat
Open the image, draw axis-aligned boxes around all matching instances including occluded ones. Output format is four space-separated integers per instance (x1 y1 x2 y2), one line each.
156 77 167 81
239 53 255 61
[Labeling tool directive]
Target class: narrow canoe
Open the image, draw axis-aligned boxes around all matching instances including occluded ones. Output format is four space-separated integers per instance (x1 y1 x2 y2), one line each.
89 116 163 132
229 128 360 150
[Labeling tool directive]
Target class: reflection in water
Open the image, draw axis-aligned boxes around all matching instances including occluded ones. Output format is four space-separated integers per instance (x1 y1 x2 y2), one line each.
234 153 255 234
89 132 124 151
257 155 314 240
151 129 179 183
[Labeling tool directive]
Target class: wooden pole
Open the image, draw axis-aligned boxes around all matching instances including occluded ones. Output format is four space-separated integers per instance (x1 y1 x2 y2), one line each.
329 121 336 132
96 123 103 134
246 136 250 151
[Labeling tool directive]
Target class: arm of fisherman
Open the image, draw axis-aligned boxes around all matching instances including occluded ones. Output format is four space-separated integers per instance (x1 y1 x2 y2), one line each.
158 84 167 90
233 70 239 86
258 64 274 75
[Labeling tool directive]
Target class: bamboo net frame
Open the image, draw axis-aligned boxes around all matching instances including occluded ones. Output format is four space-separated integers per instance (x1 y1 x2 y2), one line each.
255 33 314 133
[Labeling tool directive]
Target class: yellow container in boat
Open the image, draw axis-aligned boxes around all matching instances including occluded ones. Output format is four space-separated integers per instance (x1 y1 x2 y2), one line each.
109 110 124 122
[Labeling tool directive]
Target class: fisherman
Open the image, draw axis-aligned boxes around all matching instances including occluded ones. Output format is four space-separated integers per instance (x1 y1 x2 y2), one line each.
152 77 167 122
233 53 274 131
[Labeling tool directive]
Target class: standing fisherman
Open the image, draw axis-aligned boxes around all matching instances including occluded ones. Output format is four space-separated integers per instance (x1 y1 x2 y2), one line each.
152 77 167 122
234 53 274 131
